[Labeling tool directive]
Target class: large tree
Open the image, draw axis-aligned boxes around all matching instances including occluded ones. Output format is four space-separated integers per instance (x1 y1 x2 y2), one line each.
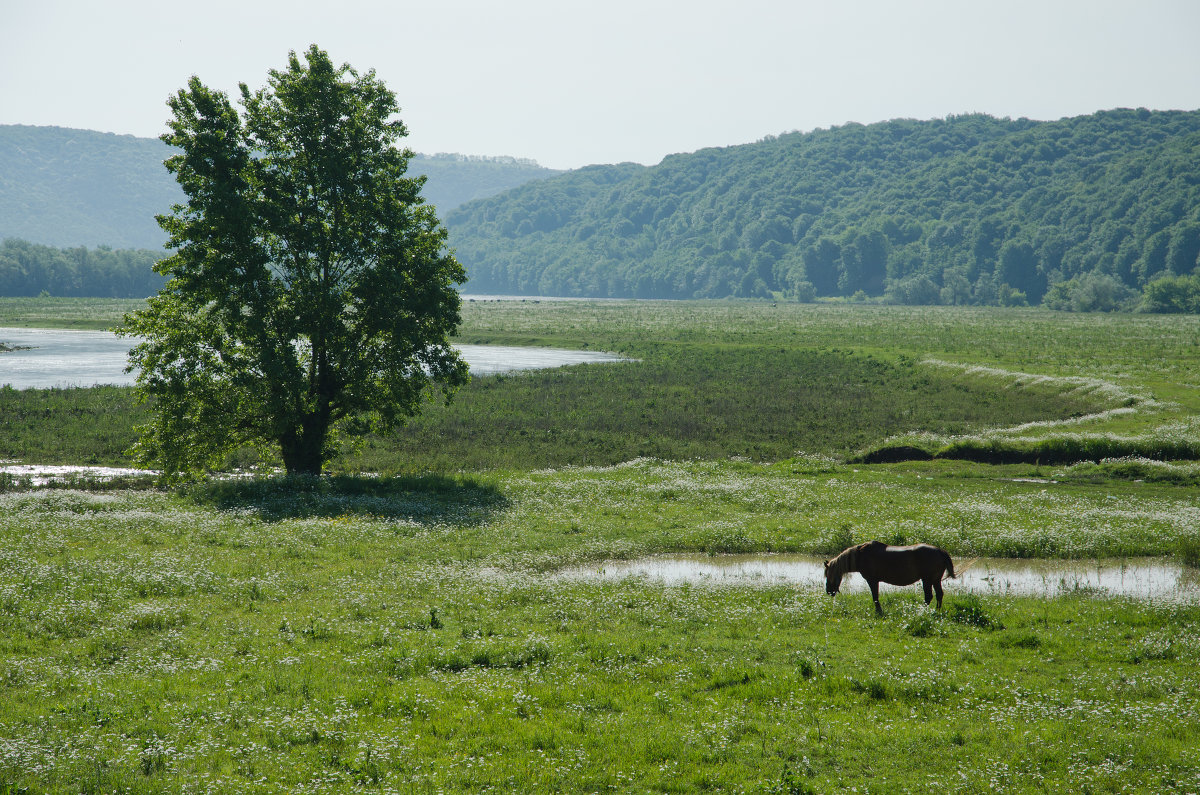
122 46 468 478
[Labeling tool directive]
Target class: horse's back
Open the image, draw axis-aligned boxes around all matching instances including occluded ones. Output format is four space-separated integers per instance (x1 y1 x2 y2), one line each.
867 543 951 585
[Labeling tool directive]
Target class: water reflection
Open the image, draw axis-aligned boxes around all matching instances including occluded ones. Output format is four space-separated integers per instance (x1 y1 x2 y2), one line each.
560 553 1200 602
0 328 625 389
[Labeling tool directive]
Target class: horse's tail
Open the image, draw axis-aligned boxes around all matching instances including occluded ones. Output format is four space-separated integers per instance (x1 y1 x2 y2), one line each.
944 550 956 579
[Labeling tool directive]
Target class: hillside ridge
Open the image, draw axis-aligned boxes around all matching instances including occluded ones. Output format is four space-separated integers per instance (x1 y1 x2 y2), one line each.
446 109 1200 306
0 124 561 249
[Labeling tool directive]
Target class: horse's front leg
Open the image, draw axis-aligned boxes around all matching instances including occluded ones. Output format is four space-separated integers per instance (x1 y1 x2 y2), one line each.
868 579 883 615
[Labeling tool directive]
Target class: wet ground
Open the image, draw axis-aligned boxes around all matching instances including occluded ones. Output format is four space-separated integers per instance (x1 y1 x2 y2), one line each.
0 462 154 485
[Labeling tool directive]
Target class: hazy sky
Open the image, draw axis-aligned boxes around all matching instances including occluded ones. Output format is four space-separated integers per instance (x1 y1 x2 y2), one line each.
2 0 1198 169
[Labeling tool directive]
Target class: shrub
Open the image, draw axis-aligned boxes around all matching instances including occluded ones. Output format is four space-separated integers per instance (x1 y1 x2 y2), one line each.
1043 273 1139 312
1140 273 1200 313
813 524 856 556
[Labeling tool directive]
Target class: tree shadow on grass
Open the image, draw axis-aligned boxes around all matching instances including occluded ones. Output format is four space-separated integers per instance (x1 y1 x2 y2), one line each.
182 473 509 525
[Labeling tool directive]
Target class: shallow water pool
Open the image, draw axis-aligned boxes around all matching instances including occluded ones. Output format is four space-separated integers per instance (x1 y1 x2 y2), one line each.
558 553 1200 602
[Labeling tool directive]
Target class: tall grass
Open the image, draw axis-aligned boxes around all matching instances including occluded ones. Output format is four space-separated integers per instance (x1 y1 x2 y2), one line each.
345 346 1101 472
0 296 144 330
0 385 147 465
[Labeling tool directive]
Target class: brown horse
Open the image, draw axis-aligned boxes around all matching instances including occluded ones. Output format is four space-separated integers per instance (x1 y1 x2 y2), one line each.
824 541 955 615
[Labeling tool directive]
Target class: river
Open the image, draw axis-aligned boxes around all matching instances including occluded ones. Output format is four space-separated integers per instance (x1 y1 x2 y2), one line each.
0 327 626 389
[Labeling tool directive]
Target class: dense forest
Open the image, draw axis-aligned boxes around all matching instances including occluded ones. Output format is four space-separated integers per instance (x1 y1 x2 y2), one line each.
0 125 560 250
448 109 1200 309
0 238 164 297
6 113 1200 310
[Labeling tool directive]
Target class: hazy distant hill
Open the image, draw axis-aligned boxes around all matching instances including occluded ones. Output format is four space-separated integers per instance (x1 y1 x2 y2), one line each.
0 125 561 250
448 109 1200 306
412 153 564 212
0 126 178 250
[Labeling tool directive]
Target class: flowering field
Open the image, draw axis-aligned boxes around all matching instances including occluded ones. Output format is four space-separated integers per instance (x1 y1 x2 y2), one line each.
2 299 1200 792
1 468 1198 793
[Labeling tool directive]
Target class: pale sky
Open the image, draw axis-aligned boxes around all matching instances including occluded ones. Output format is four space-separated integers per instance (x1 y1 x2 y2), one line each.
2 0 1198 170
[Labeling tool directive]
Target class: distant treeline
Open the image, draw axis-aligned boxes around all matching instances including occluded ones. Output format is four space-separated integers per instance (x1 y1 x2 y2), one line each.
448 109 1200 311
0 238 165 297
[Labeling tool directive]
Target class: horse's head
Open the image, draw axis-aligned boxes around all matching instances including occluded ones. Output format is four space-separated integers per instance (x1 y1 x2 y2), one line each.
824 559 843 596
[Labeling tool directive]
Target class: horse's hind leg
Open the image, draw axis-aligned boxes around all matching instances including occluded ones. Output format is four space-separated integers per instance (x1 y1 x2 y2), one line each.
922 580 934 606
933 579 944 609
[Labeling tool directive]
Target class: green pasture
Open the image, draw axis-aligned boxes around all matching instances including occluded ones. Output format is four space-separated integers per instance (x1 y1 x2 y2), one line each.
1 469 1198 793
0 297 142 330
2 298 1200 792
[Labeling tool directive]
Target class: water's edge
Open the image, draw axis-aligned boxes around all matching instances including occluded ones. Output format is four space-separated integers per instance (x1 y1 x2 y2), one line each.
558 553 1199 602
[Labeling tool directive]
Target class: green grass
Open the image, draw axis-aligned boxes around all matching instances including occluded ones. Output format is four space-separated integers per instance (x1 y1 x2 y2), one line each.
0 302 1143 471
454 300 1200 420
0 386 148 466
0 348 1103 471
0 475 1197 793
3 298 1200 792
0 296 143 330
345 346 1101 472
451 301 1200 472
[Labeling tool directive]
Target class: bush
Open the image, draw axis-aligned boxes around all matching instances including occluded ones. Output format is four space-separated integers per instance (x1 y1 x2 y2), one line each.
884 274 941 305
814 524 856 556
1044 272 1139 312
1141 273 1200 313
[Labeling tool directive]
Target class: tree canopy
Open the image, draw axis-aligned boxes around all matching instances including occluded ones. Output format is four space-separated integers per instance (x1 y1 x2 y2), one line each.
447 110 1200 306
121 45 468 478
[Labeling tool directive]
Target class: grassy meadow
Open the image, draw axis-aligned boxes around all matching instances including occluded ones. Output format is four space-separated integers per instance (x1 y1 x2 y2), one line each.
2 298 1200 793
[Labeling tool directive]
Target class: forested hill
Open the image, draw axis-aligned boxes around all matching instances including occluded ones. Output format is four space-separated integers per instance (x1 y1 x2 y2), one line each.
447 109 1200 306
0 125 561 250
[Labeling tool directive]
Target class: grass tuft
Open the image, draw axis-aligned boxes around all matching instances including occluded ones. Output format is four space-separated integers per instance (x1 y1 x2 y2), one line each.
947 595 1003 630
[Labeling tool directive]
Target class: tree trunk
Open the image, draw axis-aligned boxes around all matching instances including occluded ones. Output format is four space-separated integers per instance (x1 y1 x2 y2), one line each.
280 413 330 476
